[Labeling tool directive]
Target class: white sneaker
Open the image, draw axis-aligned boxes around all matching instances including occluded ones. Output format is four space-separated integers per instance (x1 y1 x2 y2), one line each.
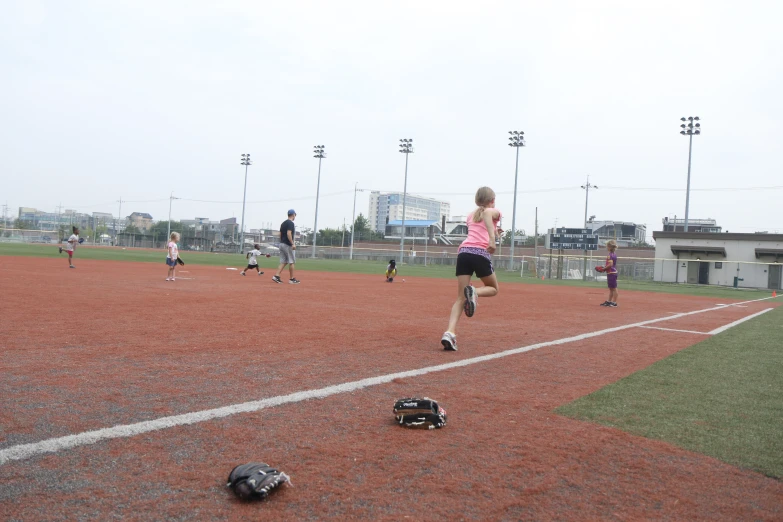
441 332 457 351
463 285 477 317
166 278 171 281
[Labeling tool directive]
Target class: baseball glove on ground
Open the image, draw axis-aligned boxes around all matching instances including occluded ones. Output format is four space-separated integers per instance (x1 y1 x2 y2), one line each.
595 265 606 273
393 397 447 429
176 257 185 266
227 462 290 501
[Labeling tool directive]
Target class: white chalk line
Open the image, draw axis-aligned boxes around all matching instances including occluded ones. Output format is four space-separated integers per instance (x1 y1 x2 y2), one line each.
0 295 778 466
708 308 773 335
638 326 712 335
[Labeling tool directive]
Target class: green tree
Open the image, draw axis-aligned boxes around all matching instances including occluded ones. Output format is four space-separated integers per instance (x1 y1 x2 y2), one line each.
298 227 312 246
150 221 183 243
14 219 34 230
351 214 386 241
123 223 141 235
353 213 371 234
317 227 346 246
501 231 536 247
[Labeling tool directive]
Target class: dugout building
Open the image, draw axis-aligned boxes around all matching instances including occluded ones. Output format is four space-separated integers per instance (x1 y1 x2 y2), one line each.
652 231 783 290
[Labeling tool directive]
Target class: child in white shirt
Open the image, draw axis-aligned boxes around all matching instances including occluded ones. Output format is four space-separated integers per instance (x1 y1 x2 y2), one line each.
58 226 80 268
166 232 180 281
241 244 266 276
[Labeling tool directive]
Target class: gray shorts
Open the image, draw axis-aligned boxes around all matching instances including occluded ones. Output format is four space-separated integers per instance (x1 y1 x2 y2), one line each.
279 244 296 264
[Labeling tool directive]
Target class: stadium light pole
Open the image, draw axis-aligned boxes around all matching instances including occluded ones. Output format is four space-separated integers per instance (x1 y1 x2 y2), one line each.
399 139 414 264
239 154 251 254
581 176 597 281
508 131 525 270
680 116 701 232
350 182 366 261
311 145 326 258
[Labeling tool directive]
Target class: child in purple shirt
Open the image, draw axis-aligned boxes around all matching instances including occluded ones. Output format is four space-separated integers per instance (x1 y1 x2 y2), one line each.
601 240 619 307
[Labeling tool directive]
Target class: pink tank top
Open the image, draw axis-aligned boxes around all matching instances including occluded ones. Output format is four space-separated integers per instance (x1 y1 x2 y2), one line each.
460 209 502 250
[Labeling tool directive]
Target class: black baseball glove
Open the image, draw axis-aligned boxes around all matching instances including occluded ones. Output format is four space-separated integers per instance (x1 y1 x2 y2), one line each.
393 397 447 429
176 256 185 266
227 462 290 500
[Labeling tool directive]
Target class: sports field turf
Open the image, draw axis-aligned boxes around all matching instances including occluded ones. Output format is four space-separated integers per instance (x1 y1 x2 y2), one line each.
2 246 781 519
0 242 770 300
557 304 783 479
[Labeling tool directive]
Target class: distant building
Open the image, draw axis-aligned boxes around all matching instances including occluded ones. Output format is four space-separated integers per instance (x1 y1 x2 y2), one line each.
383 215 522 246
384 220 439 242
653 231 783 289
368 192 450 233
18 207 92 231
128 212 154 231
662 217 721 233
588 220 647 246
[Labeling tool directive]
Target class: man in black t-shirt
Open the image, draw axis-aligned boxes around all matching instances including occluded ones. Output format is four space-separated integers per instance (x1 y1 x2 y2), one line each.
272 209 300 284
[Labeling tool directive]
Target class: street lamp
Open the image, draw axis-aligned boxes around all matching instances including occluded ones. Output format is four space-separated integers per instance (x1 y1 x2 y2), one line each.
239 153 251 253
508 131 525 270
311 145 326 258
398 139 414 263
581 176 597 280
680 116 701 232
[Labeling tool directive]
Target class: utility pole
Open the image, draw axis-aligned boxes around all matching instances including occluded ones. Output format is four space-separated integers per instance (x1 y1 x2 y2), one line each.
167 192 180 246
581 176 597 280
341 218 346 255
534 206 539 268
56 203 63 240
349 183 365 261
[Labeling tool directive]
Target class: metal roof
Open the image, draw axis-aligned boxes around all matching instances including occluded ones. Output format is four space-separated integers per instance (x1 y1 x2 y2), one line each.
654 231 783 241
670 245 727 257
755 248 783 260
386 220 439 227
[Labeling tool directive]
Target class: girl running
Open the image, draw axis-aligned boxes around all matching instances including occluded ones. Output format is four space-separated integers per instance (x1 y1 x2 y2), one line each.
440 186 502 351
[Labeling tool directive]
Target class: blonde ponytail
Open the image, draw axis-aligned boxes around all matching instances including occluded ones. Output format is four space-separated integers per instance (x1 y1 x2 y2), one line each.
472 186 496 223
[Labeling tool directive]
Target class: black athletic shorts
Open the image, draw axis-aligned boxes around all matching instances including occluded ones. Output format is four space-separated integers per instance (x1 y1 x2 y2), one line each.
455 252 494 278
246 264 259 270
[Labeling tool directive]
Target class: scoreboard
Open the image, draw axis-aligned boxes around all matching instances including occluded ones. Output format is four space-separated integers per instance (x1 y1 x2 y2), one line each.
545 228 599 250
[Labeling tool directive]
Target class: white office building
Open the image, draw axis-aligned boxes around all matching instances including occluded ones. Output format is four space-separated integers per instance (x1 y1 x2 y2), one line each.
368 192 450 233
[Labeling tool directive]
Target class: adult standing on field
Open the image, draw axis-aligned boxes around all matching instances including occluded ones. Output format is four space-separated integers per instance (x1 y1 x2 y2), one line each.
272 209 300 284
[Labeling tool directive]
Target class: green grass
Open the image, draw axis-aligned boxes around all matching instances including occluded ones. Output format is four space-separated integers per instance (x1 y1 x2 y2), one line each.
0 242 770 300
557 305 783 479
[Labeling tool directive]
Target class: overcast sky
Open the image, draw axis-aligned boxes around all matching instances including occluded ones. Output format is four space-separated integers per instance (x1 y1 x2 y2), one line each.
2 0 782 240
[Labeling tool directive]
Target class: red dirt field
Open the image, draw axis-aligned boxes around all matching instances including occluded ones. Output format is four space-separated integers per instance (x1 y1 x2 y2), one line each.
1 257 781 520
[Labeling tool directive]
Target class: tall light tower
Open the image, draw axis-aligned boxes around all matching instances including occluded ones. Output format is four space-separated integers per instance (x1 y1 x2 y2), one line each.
239 154 251 253
508 131 525 270
398 139 414 263
581 176 597 280
680 116 701 232
311 145 326 258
